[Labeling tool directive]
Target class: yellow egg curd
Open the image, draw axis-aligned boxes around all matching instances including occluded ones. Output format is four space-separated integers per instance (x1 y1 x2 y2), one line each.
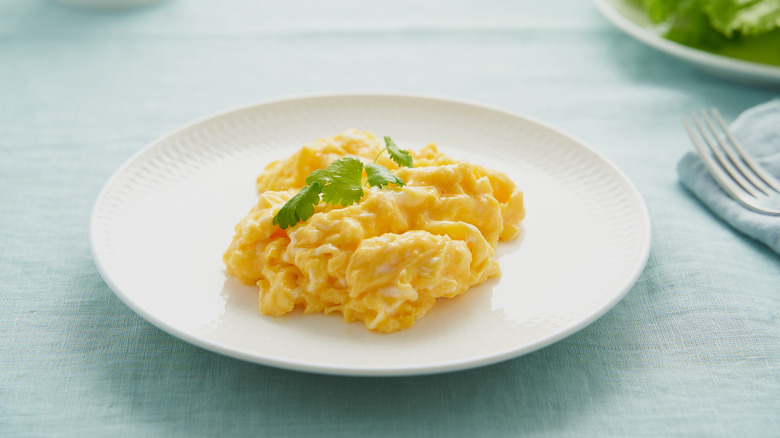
223 129 524 333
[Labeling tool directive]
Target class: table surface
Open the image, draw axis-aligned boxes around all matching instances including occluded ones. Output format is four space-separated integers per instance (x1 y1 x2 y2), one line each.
2 0 778 436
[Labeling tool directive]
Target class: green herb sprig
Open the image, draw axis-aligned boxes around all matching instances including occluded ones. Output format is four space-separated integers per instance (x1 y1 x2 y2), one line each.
272 136 413 229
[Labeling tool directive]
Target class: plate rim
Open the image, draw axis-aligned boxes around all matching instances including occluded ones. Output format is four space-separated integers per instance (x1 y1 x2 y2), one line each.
593 0 780 84
90 92 652 376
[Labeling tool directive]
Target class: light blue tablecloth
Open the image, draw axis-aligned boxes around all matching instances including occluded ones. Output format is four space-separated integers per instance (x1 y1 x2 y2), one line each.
1 1 778 436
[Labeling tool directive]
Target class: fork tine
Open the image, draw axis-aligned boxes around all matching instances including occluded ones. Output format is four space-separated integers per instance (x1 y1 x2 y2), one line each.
710 108 780 193
698 111 769 197
684 110 780 216
689 113 763 198
682 116 755 201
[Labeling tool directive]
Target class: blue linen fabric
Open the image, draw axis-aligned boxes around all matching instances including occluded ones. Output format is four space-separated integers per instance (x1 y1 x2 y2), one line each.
677 99 780 254
1 0 779 437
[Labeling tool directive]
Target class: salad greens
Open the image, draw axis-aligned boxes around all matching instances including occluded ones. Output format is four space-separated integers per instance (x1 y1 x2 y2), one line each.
630 0 780 66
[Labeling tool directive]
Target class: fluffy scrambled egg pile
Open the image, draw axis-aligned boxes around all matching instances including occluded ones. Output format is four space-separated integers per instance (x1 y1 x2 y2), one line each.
223 130 525 333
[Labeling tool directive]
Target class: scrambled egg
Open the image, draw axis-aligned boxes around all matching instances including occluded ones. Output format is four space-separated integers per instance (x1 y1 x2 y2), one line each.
223 130 525 333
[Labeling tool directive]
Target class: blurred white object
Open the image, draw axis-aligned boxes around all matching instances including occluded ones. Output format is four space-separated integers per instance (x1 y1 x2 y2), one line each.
53 0 164 8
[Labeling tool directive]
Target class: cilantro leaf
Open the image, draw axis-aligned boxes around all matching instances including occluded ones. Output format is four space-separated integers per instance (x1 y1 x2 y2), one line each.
383 136 414 168
364 163 405 189
272 182 323 229
307 157 365 206
272 137 413 228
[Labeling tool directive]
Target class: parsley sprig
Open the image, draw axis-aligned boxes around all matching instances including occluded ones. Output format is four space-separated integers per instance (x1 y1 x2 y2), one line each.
272 136 414 229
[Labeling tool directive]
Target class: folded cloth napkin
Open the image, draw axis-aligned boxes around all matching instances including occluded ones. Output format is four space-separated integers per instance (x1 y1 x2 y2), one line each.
677 99 780 254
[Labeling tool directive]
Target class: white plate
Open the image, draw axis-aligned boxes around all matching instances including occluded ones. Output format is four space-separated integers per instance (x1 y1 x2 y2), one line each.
594 0 780 86
90 94 651 376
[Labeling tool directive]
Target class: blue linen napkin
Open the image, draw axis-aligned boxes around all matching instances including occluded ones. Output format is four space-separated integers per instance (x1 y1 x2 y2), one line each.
677 99 780 254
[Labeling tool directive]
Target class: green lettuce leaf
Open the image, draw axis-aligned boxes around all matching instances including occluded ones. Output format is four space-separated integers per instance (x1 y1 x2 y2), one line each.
629 0 780 65
705 0 780 37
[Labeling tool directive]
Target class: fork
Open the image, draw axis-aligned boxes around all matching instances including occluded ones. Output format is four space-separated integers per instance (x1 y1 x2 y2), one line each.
683 108 780 215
